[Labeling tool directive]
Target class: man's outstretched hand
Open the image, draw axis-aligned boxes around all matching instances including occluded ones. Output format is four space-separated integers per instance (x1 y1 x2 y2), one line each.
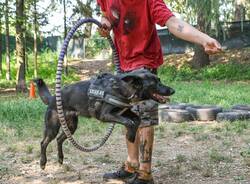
202 37 222 55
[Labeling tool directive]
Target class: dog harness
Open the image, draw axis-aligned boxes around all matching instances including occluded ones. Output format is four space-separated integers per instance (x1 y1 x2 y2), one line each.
87 78 132 118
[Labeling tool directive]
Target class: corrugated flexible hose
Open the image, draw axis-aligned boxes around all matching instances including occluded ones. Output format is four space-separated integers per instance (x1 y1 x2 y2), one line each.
56 18 121 152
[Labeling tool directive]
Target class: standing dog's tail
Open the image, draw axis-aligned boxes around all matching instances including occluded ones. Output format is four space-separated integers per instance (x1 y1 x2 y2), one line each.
33 78 52 105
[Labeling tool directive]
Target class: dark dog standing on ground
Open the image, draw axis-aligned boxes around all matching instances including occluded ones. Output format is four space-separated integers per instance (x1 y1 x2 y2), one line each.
34 69 175 170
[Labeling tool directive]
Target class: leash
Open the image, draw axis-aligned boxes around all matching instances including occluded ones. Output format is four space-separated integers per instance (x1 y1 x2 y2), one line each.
55 18 122 152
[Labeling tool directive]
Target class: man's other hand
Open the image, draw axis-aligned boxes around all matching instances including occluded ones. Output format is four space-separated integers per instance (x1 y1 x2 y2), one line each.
98 16 112 37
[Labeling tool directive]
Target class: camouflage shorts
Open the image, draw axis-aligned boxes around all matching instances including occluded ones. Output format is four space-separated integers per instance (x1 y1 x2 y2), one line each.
131 100 159 128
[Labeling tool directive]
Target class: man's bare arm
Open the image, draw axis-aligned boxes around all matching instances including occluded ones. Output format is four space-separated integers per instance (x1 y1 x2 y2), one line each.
166 16 221 54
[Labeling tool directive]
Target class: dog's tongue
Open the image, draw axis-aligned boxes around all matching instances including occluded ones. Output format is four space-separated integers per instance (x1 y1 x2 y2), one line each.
152 93 167 103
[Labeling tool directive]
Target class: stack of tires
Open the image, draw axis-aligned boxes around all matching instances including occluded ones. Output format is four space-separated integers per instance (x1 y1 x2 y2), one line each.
158 104 250 123
217 105 250 122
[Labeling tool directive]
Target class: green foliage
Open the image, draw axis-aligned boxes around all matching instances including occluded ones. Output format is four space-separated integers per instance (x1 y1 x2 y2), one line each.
0 98 44 137
85 32 109 58
0 96 114 141
159 62 250 82
0 50 80 88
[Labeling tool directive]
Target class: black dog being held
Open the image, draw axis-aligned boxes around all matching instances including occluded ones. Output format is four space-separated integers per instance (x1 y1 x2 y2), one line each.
34 69 175 170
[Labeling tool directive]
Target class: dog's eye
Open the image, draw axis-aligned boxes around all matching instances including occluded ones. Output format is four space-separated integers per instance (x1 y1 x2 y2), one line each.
154 77 161 83
110 78 118 84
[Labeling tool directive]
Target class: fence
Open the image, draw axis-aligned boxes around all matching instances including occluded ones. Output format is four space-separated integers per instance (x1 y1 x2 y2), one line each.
158 20 250 55
1 20 250 57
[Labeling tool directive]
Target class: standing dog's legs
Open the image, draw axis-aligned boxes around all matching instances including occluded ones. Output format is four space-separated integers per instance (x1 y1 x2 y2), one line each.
57 115 78 165
40 110 60 170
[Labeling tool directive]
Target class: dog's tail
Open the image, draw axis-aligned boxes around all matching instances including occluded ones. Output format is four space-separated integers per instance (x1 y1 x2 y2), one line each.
33 78 52 105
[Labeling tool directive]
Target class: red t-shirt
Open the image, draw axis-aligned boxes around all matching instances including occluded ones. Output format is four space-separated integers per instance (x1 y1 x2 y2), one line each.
97 0 174 71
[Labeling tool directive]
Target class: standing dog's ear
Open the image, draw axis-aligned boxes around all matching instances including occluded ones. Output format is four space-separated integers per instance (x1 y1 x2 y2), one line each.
119 74 143 89
109 78 119 89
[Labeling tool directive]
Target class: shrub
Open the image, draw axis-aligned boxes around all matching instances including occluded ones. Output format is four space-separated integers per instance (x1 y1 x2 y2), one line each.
159 62 250 82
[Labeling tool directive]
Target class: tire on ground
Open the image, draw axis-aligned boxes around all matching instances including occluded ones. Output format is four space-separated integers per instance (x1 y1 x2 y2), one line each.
232 105 250 111
186 105 223 121
216 111 250 122
158 109 192 123
158 103 195 110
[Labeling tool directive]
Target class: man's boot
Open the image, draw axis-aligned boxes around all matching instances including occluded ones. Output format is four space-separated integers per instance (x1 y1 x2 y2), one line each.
126 170 154 184
103 161 139 182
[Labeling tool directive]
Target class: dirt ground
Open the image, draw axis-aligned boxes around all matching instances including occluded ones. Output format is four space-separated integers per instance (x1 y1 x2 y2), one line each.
1 121 250 184
69 59 113 80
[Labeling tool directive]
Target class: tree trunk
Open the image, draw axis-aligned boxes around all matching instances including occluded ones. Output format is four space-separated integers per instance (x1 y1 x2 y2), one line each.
191 11 210 69
16 0 27 92
33 0 38 78
23 2 28 73
0 14 2 76
63 0 68 76
76 0 93 37
234 0 246 21
5 0 11 80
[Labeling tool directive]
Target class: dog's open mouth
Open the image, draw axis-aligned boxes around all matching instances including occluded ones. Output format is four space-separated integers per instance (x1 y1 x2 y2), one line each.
152 93 169 104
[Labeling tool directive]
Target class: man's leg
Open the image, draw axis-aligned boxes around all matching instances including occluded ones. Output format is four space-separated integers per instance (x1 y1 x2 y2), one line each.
125 126 154 184
126 99 157 184
126 128 140 166
138 126 154 174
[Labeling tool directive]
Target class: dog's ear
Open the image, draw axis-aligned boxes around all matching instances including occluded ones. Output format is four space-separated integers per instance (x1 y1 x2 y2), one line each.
119 74 143 89
109 78 119 89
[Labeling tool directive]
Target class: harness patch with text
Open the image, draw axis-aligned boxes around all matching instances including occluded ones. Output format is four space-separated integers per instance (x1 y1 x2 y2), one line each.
88 88 105 99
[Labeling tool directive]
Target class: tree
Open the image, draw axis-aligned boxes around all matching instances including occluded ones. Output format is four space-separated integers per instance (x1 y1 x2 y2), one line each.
63 0 68 75
5 0 11 80
24 0 51 77
235 0 246 21
164 0 222 68
185 0 220 69
51 0 70 75
16 0 27 92
0 3 3 77
23 0 32 74
33 0 38 77
74 0 94 37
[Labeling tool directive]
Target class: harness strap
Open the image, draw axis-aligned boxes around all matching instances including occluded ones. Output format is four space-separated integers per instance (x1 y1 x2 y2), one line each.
104 94 132 108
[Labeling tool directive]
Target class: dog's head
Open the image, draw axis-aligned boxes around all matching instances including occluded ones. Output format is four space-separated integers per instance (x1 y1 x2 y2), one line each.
119 69 175 103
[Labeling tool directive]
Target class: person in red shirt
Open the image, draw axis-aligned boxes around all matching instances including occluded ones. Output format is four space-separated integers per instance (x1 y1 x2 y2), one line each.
97 0 221 184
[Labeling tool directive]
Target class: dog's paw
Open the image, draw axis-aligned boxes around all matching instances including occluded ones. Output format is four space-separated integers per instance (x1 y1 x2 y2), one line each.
40 164 46 170
40 157 47 170
58 158 63 165
126 119 136 127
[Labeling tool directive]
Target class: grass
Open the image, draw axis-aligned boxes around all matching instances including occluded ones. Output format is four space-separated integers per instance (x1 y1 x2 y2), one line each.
176 154 187 163
208 148 233 163
0 51 80 88
163 81 250 108
0 79 249 142
158 62 250 81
